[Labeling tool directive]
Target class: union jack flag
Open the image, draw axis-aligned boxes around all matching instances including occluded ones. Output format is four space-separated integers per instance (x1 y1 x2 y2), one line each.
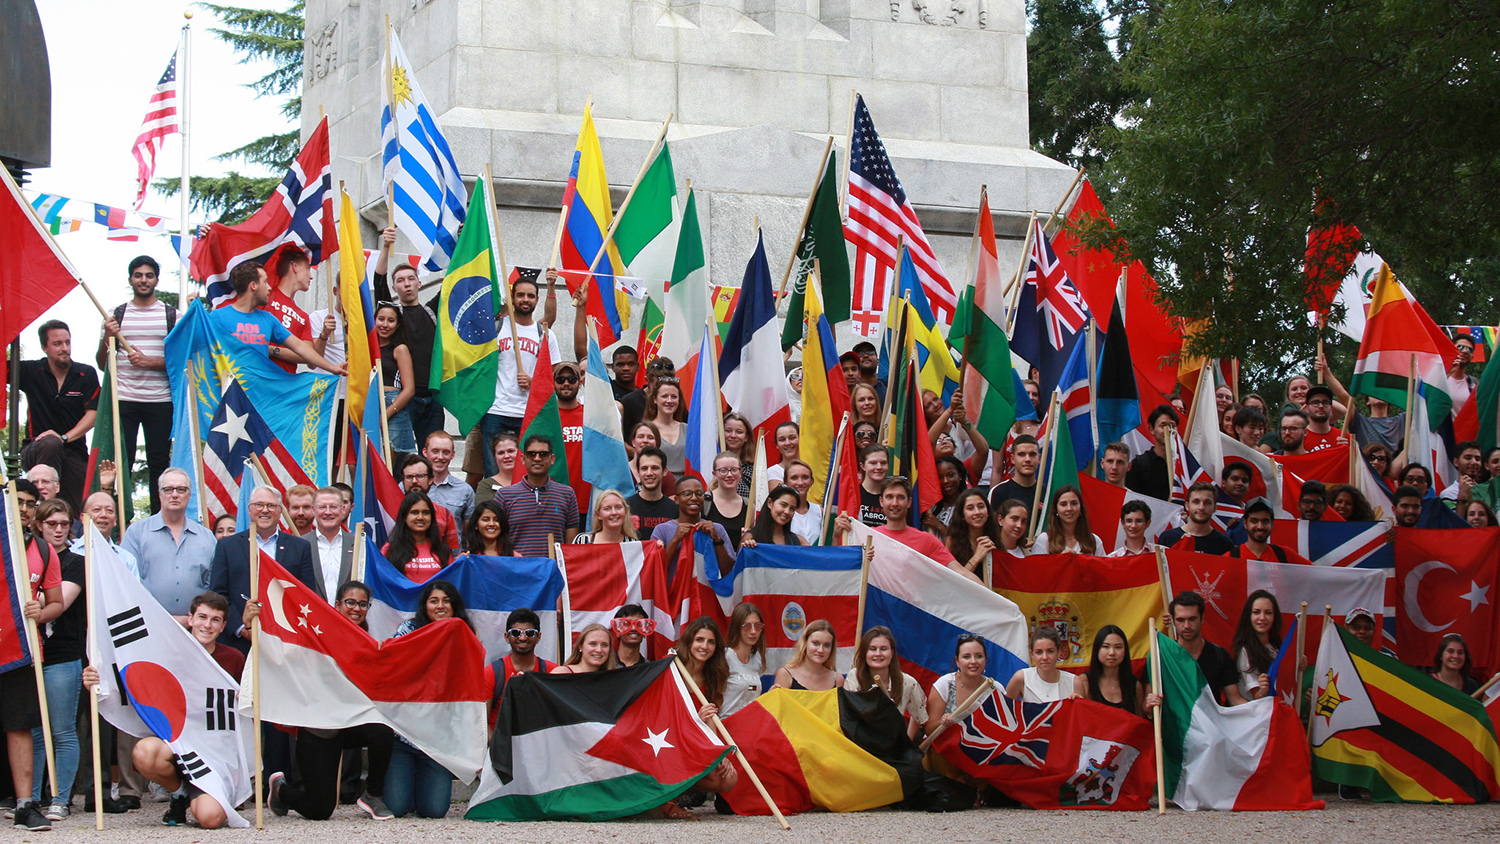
1013 219 1092 399
1270 518 1397 648
1168 430 1213 504
956 692 1064 769
132 49 180 209
201 379 314 520
843 95 955 336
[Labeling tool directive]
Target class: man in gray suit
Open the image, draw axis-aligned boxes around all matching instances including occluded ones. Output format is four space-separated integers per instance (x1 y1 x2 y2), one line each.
309 486 356 603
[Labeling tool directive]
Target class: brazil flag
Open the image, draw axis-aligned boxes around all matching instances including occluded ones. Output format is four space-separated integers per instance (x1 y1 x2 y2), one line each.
431 178 502 432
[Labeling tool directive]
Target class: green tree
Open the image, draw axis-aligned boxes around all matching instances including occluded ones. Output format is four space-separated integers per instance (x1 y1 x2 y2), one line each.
155 1 304 223
1093 0 1500 379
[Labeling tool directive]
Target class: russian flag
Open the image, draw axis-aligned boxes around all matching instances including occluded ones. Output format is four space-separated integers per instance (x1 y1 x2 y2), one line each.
718 233 790 437
849 521 1029 690
362 537 566 664
683 321 721 483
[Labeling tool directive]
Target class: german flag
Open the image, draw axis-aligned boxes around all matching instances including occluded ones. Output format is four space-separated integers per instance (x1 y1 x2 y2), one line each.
1310 622 1500 803
719 688 929 814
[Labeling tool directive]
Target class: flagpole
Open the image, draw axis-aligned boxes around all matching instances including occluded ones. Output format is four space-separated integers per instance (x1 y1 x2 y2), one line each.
1150 619 1166 815
1026 390 1062 544
706 314 726 449
855 536 872 634
840 90 857 216
1473 673 1500 700
1309 605 1331 743
671 659 791 830
1000 211 1038 329
187 362 211 525
918 678 994 752
249 518 263 830
583 113 675 281
1 474 57 799
744 431 765 534
178 12 193 304
383 15 399 234
82 517 104 830
1293 602 1308 717
776 136 836 301
107 337 129 529
1155 548 1176 641
819 413 849 543
1404 353 1417 461
1086 318 1099 475
352 521 367 581
1165 416 1179 504
1041 167 1086 236
956 186 988 388
483 163 524 376
375 355 393 468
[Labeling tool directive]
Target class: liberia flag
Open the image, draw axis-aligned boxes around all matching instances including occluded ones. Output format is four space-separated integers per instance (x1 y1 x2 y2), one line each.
467 659 728 821
201 379 314 520
557 541 676 660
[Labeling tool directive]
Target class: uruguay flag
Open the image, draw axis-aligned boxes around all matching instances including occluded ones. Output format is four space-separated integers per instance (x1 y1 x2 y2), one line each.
582 331 636 497
381 29 466 272
683 322 721 483
718 233 790 436
848 521 1029 689
362 538 566 665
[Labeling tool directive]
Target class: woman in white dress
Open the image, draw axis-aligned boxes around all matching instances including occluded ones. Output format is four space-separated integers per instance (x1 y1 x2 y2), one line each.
1031 485 1102 555
1005 627 1079 702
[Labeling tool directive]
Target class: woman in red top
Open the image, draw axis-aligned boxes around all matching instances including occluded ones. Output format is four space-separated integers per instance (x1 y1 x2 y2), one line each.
383 492 451 583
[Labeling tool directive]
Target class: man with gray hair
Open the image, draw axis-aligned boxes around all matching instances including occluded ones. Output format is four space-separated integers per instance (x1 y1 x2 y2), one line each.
25 464 60 502
121 468 218 621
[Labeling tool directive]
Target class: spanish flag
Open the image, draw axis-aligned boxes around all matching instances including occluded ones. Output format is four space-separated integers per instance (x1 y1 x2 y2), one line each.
993 552 1164 671
1311 622 1500 803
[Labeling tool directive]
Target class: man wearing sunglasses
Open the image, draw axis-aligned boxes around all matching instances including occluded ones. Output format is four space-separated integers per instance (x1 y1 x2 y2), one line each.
610 605 656 668
554 361 590 515
496 435 581 555
488 608 554 719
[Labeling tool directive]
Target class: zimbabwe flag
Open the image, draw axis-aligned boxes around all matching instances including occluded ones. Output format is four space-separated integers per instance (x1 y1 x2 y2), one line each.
466 659 728 821
1311 623 1500 803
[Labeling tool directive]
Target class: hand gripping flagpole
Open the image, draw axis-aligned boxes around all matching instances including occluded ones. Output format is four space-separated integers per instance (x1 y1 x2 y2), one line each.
917 677 993 752
1150 619 1166 814
1 471 56 798
82 516 104 829
671 659 790 830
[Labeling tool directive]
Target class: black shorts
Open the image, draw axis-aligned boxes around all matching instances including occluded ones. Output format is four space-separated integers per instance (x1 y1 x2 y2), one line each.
0 666 42 731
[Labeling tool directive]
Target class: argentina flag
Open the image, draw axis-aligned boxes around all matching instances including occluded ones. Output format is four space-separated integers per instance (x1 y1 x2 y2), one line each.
381 28 467 272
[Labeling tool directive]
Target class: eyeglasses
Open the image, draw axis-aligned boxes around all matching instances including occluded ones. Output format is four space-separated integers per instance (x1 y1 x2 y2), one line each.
714 466 739 475
161 486 190 495
610 617 657 636
16 499 37 509
1280 425 1307 432
249 502 279 511
402 474 430 483
677 490 704 499
340 599 371 609
740 621 765 632
41 519 71 529
524 450 553 460
506 628 541 640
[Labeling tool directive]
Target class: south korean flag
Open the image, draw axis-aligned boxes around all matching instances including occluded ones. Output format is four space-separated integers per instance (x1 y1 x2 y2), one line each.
85 526 254 827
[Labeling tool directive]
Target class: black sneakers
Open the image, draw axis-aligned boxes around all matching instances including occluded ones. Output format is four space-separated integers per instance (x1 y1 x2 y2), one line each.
13 801 51 831
162 794 189 826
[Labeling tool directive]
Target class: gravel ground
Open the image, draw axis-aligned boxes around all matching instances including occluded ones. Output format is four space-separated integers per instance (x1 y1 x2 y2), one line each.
22 796 1500 843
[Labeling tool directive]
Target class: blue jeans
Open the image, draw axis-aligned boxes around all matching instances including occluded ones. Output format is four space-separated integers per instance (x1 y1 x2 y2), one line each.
406 395 447 452
384 387 417 453
480 413 523 476
32 659 82 804
384 740 450 818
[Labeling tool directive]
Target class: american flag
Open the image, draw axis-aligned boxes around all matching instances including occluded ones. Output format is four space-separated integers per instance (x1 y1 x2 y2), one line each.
132 49 180 209
201 379 313 520
843 95 955 336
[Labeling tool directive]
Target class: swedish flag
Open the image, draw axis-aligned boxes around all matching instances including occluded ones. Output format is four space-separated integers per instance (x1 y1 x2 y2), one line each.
430 178 501 432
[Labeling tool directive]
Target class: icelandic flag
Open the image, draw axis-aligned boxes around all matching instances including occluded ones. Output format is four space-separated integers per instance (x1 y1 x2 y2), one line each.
245 549 489 781
1057 337 1094 471
362 538 566 665
381 29 467 272
202 378 314 521
86 526 254 826
848 521 1029 689
557 541 677 660
718 233 790 436
0 489 34 673
683 322 721 483
1012 217 1093 400
582 331 636 497
730 544 863 689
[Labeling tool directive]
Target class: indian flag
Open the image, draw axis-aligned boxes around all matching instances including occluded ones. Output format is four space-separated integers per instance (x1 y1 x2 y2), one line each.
466 659 728 821
1155 631 1323 811
952 190 1019 444
1349 263 1454 419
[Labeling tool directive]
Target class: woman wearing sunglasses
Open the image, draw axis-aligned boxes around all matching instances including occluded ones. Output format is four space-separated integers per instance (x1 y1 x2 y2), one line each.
723 602 766 717
610 605 656 668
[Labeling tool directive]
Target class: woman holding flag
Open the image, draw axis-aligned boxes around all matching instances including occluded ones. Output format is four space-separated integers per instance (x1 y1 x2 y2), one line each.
1004 628 1079 702
783 460 823 545
374 303 416 454
845 627 925 740
743 485 804 547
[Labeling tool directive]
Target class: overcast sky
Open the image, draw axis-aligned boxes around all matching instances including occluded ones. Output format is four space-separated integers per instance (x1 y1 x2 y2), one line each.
19 0 292 359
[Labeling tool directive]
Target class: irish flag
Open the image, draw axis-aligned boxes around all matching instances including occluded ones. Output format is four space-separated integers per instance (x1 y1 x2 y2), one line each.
1349 263 1455 419
1155 631 1323 811
467 659 728 820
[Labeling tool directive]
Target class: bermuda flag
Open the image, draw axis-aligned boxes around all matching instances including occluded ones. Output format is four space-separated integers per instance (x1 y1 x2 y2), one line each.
201 379 314 520
731 545 863 688
1076 474 1178 553
467 659 729 821
557 541 676 659
848 521 1028 690
1155 630 1323 810
191 117 336 305
0 489 36 672
363 538 566 665
718 233 790 436
86 527 254 827
243 549 489 781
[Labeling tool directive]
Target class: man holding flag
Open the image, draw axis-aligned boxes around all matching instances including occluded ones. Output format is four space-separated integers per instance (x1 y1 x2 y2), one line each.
209 263 347 377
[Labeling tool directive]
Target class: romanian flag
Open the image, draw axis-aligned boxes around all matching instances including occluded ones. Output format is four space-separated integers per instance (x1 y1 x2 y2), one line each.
1349 263 1456 418
719 688 919 814
993 552 1164 671
337 187 380 423
559 104 627 346
796 267 851 504
1311 623 1500 803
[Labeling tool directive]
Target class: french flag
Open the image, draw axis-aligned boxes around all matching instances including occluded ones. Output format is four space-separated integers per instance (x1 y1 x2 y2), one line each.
718 233 790 437
683 321 721 483
848 521 1029 691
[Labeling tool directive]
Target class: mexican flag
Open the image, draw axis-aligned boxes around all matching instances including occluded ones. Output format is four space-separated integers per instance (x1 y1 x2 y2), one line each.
466 659 729 821
1155 631 1323 811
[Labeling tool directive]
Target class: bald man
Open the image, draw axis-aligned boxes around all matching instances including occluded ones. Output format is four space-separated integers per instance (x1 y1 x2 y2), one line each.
70 492 138 577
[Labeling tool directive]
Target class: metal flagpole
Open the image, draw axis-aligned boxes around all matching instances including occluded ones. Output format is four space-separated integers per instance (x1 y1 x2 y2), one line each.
179 12 193 303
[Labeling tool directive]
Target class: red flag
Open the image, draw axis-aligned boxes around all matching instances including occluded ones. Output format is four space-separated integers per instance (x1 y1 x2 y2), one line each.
1394 527 1500 674
1271 444 1351 512
557 541 676 659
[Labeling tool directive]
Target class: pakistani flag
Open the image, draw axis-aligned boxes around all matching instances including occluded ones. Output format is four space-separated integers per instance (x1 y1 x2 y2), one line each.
466 659 729 821
781 151 851 350
431 178 501 432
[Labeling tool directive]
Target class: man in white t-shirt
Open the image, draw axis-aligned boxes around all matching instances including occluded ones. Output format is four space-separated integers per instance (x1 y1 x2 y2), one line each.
99 256 176 513
481 272 560 475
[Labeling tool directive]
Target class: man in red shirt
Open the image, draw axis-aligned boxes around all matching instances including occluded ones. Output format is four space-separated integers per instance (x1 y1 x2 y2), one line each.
1301 385 1346 452
261 247 314 374
553 361 589 514
1229 499 1312 564
837 477 956 564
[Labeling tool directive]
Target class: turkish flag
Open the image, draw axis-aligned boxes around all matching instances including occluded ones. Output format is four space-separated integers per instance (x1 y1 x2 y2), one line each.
1394 527 1500 675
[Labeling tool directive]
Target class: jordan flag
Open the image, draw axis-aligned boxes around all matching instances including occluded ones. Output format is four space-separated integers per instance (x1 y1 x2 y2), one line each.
467 659 729 821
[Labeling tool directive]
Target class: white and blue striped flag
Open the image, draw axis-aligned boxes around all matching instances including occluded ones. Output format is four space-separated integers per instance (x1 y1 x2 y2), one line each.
381 29 466 272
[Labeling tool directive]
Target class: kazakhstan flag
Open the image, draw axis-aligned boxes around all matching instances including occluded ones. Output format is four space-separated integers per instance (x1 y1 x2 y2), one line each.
431 177 501 432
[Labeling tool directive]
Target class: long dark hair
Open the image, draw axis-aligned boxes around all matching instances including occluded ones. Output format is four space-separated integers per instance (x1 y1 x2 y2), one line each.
1084 624 1137 708
412 579 473 631
1045 484 1097 554
464 500 512 556
678 616 728 707
751 485 803 546
387 491 451 571
851 626 906 706
946 489 1000 569
1432 633 1471 675
373 302 409 348
1231 589 1283 675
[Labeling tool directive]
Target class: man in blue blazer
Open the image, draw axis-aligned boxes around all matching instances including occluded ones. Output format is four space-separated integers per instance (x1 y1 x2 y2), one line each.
209 485 318 655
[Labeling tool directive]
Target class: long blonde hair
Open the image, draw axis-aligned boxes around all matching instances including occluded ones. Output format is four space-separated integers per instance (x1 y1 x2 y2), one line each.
590 490 637 540
564 623 619 669
784 619 837 672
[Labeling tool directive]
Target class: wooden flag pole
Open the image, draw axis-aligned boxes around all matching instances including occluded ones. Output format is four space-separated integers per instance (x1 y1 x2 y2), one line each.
1041 166 1087 235
672 659 791 830
250 515 264 830
584 113 676 280
744 431 765 533
955 185 989 388
1 475 56 798
776 136 837 300
1026 390 1062 544
1472 673 1500 700
1404 353 1418 461
484 162 524 375
918 678 994 752
1150 618 1167 814
840 90 858 216
999 210 1038 310
707 314 727 449
1086 318 1100 475
352 521 367 581
187 364 212 525
855 536 872 634
1308 605 1331 743
1155 548 1176 640
82 517 105 829
1293 602 1308 717
373 355 394 468
107 337 129 532
1165 417 1179 504
819 413 850 544
382 15 399 232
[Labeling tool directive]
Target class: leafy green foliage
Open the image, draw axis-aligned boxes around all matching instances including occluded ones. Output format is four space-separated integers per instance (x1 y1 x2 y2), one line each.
155 173 282 222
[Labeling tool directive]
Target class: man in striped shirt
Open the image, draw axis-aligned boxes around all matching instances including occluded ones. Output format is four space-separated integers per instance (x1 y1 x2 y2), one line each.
99 256 176 513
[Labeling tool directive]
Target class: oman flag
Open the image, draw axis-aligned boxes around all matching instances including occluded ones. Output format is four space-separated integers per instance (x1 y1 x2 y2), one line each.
557 540 677 659
1394 527 1500 675
467 659 728 820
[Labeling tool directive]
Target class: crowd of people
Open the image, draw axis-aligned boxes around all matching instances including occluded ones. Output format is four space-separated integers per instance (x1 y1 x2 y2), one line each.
2 247 1494 828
